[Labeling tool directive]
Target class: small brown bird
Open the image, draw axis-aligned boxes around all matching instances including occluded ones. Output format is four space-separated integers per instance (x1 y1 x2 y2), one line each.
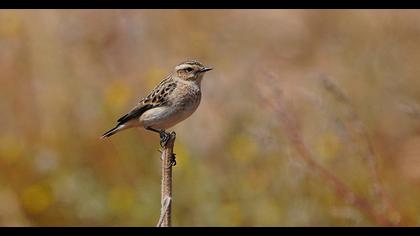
101 60 212 147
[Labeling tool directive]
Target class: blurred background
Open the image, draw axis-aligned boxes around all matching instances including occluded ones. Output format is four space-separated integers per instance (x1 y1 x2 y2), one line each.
1 9 420 226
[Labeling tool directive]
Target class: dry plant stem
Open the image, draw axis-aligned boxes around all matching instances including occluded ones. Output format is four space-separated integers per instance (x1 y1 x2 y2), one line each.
321 77 386 201
156 132 176 227
266 98 395 226
257 74 395 226
321 77 402 223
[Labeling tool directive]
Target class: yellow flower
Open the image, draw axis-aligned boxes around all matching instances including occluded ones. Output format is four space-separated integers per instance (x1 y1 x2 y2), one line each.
229 134 258 163
105 80 132 110
21 184 52 214
107 186 135 214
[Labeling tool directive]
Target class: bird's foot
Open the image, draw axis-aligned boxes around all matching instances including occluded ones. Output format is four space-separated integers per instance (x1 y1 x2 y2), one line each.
159 130 176 148
169 153 176 167
159 130 170 148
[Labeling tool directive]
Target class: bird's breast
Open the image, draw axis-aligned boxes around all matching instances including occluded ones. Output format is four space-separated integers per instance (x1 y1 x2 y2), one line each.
139 84 201 129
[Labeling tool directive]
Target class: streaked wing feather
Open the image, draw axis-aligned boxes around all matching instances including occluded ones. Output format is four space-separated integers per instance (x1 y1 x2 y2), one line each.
116 75 177 125
116 103 155 124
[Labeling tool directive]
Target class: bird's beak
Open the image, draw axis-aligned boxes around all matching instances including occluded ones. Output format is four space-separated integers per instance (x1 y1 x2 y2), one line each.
200 67 213 73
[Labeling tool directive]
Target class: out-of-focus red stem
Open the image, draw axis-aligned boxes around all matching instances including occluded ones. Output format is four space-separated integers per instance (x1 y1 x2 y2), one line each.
257 76 397 225
268 99 394 225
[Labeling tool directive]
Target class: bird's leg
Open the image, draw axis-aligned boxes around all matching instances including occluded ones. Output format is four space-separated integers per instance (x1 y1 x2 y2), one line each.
147 127 177 165
159 131 172 148
146 127 171 148
168 153 176 167
168 131 177 166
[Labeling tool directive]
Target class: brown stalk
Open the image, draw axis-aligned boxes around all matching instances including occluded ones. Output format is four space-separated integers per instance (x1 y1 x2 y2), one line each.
320 76 403 225
258 72 396 226
156 132 176 227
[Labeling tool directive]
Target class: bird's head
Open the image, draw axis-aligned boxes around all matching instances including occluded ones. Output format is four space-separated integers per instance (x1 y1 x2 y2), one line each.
174 60 212 83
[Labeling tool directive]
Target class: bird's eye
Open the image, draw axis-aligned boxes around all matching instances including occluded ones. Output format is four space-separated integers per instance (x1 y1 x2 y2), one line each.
185 67 193 72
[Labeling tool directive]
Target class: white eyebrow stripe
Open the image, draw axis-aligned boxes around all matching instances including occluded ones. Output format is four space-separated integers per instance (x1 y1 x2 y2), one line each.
175 64 193 70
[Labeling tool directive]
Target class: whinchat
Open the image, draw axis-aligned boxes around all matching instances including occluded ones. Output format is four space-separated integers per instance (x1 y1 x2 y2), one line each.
101 60 212 148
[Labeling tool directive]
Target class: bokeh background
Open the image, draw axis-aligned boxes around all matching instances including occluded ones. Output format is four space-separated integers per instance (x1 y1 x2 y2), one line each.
1 9 420 226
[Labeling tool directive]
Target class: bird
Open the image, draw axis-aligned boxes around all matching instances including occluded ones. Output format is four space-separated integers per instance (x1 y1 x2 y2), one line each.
101 60 212 149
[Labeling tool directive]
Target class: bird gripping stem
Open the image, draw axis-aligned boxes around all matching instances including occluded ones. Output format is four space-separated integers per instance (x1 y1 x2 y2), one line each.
156 131 176 227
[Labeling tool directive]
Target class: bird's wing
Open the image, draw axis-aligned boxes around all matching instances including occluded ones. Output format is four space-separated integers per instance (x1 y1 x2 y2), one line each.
116 75 177 125
116 103 155 125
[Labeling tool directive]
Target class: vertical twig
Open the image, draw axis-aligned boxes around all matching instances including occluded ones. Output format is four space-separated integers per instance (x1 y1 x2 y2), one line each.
257 72 397 226
156 132 176 227
320 76 403 224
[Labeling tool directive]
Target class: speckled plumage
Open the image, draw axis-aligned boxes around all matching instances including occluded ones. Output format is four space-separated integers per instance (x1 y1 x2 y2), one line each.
101 60 212 138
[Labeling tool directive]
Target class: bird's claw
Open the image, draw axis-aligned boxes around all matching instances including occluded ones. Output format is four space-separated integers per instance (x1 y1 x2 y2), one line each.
170 131 176 139
168 153 176 167
159 131 176 148
156 130 177 166
159 131 171 148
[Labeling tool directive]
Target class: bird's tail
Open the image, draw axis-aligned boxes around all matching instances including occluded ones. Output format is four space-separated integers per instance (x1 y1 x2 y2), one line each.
100 125 123 139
